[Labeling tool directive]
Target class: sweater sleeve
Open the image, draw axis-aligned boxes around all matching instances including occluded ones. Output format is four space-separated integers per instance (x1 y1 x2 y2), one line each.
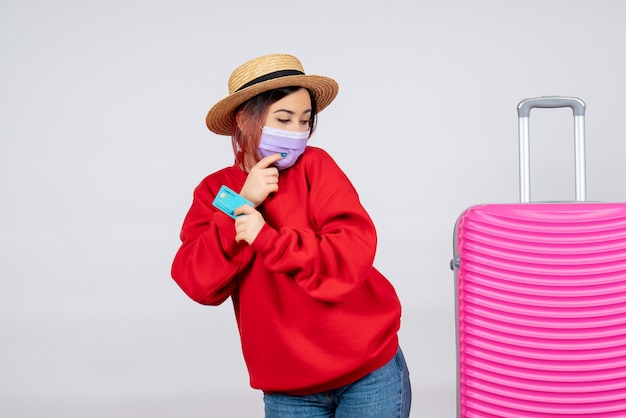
171 178 252 305
250 148 378 303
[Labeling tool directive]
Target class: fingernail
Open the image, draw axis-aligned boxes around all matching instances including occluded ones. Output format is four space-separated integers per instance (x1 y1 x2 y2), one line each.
280 153 287 157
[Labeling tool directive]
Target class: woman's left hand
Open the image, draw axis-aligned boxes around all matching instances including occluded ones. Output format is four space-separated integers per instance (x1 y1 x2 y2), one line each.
234 204 266 244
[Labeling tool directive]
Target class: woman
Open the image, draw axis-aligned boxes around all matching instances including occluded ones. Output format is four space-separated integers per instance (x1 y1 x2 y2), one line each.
171 53 411 417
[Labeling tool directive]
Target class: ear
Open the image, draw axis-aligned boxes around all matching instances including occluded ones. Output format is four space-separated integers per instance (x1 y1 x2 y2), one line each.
235 112 257 134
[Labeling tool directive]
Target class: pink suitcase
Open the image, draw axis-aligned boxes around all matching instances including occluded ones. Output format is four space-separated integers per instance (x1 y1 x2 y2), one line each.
451 97 626 417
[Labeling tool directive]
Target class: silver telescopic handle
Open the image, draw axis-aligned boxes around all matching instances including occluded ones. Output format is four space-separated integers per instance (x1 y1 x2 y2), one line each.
516 96 587 203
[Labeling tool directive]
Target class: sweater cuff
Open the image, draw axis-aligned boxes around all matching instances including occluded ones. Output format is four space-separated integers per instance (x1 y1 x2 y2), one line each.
250 222 279 255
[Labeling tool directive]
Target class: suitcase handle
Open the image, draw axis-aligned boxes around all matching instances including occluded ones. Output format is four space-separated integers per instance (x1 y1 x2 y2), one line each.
517 96 586 118
516 96 587 203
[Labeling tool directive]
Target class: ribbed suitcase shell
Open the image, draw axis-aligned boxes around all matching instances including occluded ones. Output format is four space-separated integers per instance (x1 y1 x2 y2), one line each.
455 202 626 417
452 97 626 417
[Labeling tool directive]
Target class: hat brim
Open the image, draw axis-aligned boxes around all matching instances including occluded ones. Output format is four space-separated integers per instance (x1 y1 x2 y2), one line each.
206 74 339 135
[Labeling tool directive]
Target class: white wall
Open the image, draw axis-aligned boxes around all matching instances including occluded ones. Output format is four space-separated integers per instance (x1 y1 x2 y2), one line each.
2 0 626 416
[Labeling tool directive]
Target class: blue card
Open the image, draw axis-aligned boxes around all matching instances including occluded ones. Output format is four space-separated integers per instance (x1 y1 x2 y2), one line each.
212 185 253 219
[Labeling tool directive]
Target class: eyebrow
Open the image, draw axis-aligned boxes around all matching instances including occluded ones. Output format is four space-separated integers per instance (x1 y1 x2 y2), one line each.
272 109 312 115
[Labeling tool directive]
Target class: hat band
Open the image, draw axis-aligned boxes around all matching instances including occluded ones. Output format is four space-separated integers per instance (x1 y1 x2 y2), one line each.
235 69 305 92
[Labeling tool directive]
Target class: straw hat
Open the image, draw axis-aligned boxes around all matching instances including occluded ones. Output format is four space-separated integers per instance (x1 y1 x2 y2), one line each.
205 54 339 135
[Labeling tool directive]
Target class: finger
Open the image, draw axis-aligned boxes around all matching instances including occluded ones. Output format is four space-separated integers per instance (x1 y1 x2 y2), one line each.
234 203 255 217
265 166 279 179
254 153 285 170
265 175 279 185
267 166 279 177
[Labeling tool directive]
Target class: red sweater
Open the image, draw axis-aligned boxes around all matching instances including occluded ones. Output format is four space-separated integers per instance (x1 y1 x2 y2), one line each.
171 146 402 395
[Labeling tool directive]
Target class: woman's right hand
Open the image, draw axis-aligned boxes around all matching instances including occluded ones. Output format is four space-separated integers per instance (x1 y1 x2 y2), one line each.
239 153 284 207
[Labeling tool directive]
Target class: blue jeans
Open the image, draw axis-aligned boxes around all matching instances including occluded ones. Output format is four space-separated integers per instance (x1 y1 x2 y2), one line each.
263 347 411 418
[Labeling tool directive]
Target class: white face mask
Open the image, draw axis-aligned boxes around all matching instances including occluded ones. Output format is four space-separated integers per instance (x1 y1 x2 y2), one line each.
257 125 310 170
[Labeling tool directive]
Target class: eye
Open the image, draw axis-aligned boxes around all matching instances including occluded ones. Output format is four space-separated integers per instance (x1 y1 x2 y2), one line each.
277 118 290 124
300 120 310 126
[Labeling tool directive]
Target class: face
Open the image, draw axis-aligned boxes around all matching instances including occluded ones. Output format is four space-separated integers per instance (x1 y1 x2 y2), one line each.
263 88 312 132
